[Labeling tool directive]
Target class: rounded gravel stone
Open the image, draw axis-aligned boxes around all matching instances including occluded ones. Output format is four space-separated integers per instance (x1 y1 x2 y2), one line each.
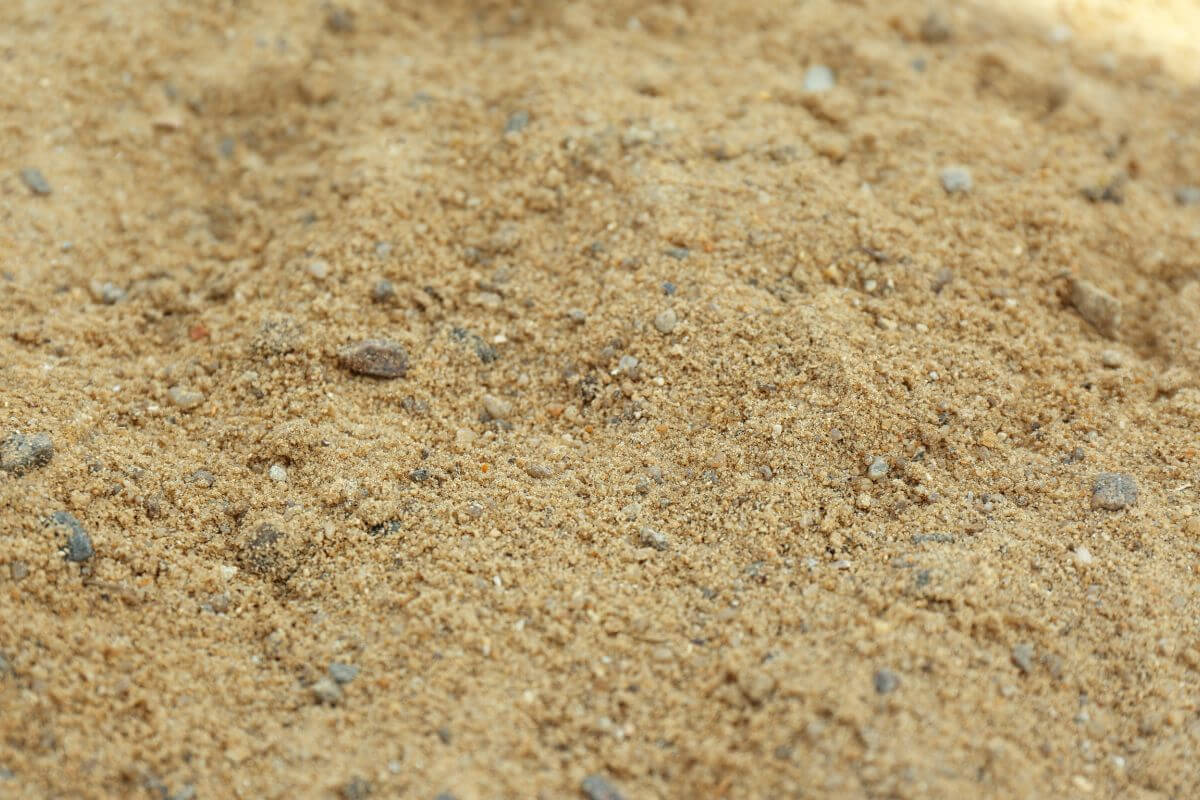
1091 472 1137 510
337 339 409 378
0 432 54 475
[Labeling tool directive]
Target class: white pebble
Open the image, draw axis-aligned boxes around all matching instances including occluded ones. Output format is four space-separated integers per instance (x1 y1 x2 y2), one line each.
167 385 205 411
269 464 288 482
618 355 639 372
653 308 678 334
1073 545 1095 566
804 65 835 92
482 393 512 420
940 166 973 194
308 260 329 279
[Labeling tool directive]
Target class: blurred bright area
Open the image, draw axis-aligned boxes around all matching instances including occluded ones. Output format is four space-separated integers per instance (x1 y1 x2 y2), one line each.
1002 0 1200 80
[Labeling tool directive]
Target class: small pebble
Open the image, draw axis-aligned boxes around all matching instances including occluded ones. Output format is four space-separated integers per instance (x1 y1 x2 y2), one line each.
20 167 51 196
1011 643 1035 674
1100 349 1123 368
308 260 329 280
504 110 530 133
1073 545 1095 566
10 562 29 581
1069 278 1121 339
329 662 360 684
803 64 836 92
665 247 690 260
661 281 676 295
340 778 371 800
410 467 430 483
618 355 639 372
1091 472 1137 511
268 464 288 483
466 501 484 518
326 6 355 33
940 165 973 194
189 469 216 488
482 394 512 420
372 279 396 303
47 511 93 562
337 339 409 378
312 677 343 705
567 308 587 324
91 281 126 305
639 526 669 550
525 463 554 480
873 668 900 694
581 774 626 800
653 308 678 334
167 386 205 411
0 432 54 475
1176 186 1200 206
931 266 954 293
866 456 889 480
920 10 953 42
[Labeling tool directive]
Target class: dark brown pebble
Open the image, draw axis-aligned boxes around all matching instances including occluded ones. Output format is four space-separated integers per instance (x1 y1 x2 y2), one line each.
337 339 409 378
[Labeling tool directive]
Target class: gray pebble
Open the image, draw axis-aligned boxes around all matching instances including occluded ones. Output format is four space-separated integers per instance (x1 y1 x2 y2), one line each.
329 662 360 684
10 562 29 581
374 241 393 258
466 501 484 518
803 64 836 92
340 777 371 800
167 386 205 411
525 463 554 480
410 467 430 483
581 774 626 800
326 6 355 33
20 167 51 196
252 315 305 357
47 511 93 562
866 456 889 480
662 281 676 295
940 165 973 194
1069 278 1121 339
664 247 690 260
338 339 409 378
1091 472 1137 510
1011 643 1035 674
92 281 126 305
169 786 197 800
567 308 587 324
0 432 54 475
505 110 530 133
1176 186 1200 206
920 10 953 42
618 355 639 372
931 266 954 293
433 794 458 800
188 469 216 488
653 308 678 334
873 668 900 694
372 279 396 303
639 526 669 551
312 676 343 705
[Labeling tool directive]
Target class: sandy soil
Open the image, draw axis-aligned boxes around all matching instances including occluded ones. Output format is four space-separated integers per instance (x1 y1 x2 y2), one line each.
3 1 1200 798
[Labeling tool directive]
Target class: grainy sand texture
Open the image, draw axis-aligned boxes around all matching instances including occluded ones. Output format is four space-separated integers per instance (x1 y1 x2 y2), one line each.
3 1 1200 798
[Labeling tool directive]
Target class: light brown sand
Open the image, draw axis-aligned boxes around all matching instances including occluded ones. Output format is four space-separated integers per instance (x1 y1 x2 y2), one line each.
3 1 1200 798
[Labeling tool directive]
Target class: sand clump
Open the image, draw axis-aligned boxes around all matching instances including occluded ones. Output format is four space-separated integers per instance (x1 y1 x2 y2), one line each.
3 1 1200 798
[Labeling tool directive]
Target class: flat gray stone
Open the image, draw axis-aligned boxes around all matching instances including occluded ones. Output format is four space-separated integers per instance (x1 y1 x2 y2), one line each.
0 432 53 474
47 511 93 562
1091 472 1137 510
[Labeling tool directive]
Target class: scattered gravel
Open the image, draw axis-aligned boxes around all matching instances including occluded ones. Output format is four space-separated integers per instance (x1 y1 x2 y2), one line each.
803 64 836 92
1091 472 1137 510
581 774 626 800
268 464 288 483
1011 643 1035 674
0 432 54 475
329 662 360 684
653 308 678 334
1069 278 1121 339
482 394 512 420
639 526 669 550
20 167 51 195
873 668 900 694
337 339 409 378
866 456 889 480
167 386 205 411
312 677 343 705
940 165 973 193
47 511 93 562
